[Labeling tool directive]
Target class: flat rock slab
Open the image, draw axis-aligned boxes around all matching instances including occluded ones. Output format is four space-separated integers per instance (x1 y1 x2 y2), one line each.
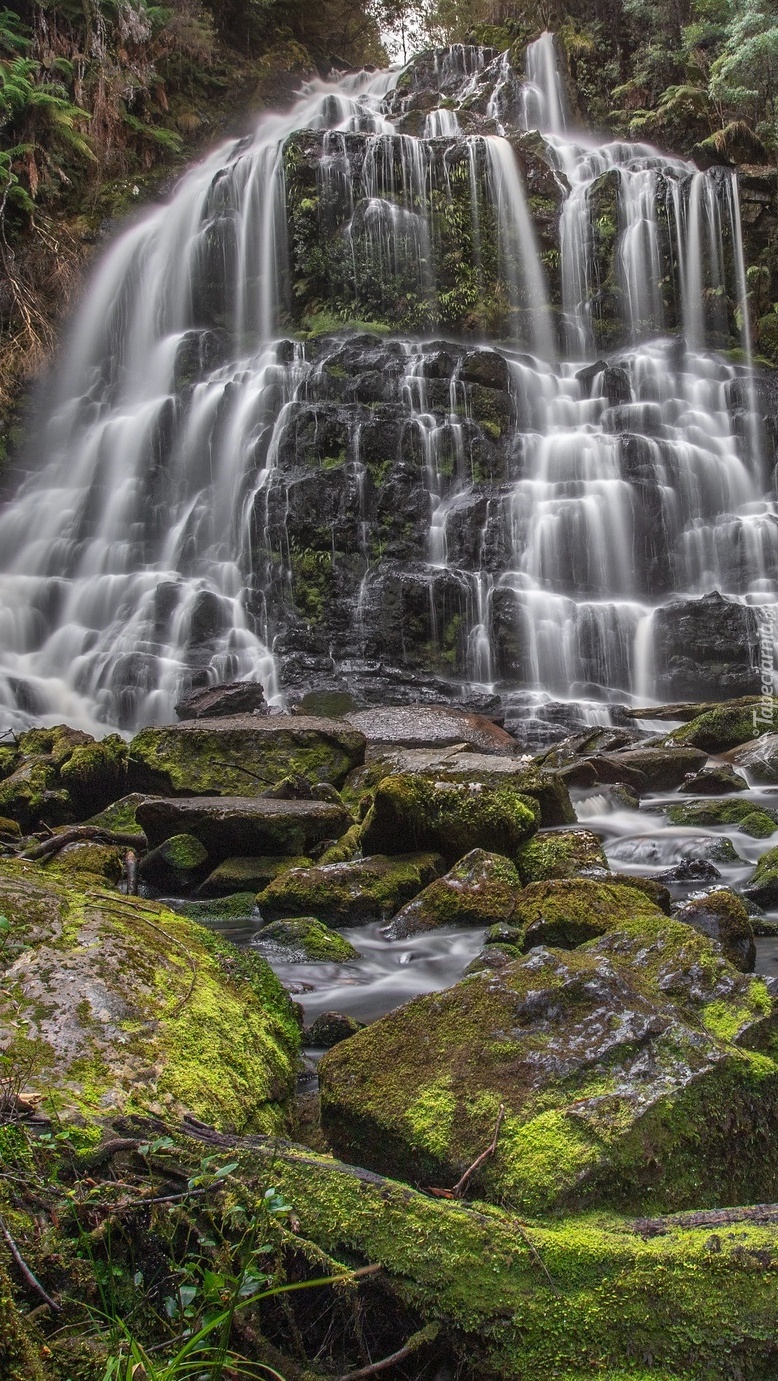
346 705 516 755
128 716 366 796
136 796 351 858
349 750 574 827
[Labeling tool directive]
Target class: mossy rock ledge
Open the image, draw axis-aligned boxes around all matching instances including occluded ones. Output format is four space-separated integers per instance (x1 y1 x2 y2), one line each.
667 797 778 839
510 877 665 950
745 843 778 909
0 859 300 1132
669 698 778 753
127 714 366 796
320 914 778 1215
346 750 575 825
516 828 608 883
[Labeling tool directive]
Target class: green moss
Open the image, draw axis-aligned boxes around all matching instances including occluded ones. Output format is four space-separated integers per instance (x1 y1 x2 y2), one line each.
257 852 443 926
321 912 778 1216
669 699 778 753
199 854 313 895
48 842 125 885
667 798 778 838
318 822 362 864
168 892 258 922
384 849 522 939
405 1078 457 1159
85 792 148 838
0 859 300 1133
517 829 608 883
128 719 365 796
513 877 663 951
256 916 360 962
361 773 539 863
58 733 128 812
156 832 209 871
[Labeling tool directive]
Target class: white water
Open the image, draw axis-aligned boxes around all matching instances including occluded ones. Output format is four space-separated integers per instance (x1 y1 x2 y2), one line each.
0 35 775 734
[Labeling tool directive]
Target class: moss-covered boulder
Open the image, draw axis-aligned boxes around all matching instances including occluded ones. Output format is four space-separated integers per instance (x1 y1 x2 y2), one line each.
197 854 313 896
57 733 128 813
139 832 210 891
257 853 443 926
361 773 539 863
128 715 365 796
679 763 748 794
168 892 258 922
666 798 778 839
727 731 778 785
0 816 21 841
744 844 778 909
674 889 755 972
512 877 664 951
320 916 778 1214
255 917 360 962
0 859 300 1132
0 758 71 831
347 751 575 827
669 699 778 753
47 841 126 886
136 795 351 858
516 829 607 883
383 850 522 940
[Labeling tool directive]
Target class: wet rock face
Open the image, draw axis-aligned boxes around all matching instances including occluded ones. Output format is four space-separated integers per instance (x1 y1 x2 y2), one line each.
319 916 778 1215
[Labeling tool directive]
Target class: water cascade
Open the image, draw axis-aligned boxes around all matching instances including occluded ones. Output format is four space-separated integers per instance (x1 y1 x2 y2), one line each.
0 34 775 734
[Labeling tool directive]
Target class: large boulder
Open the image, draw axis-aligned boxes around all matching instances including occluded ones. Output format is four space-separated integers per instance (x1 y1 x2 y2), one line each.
320 916 778 1214
558 746 708 794
257 853 443 926
345 705 516 755
383 850 522 940
651 594 761 700
128 715 366 796
360 773 539 862
135 796 351 858
0 860 300 1132
253 916 360 962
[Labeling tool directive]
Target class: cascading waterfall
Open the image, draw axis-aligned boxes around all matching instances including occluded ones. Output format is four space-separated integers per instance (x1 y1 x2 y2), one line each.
0 33 774 734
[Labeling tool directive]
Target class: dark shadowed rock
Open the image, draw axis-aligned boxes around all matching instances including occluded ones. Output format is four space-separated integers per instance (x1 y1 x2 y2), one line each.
174 681 268 719
306 1011 365 1047
257 852 443 926
135 796 351 858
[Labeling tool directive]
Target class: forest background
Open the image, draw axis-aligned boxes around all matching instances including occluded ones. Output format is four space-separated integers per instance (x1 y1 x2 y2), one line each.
0 0 776 433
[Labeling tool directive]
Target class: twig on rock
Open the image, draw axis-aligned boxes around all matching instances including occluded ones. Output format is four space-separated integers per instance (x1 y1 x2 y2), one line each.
451 1103 505 1198
22 826 144 861
337 1323 439 1380
0 1214 60 1312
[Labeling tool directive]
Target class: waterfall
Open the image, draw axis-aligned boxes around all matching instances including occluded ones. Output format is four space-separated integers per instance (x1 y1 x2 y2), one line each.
0 37 774 733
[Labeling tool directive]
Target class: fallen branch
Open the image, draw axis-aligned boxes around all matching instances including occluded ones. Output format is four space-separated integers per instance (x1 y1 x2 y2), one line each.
634 1203 778 1238
22 826 144 861
0 1214 61 1313
451 1104 505 1198
337 1323 439 1380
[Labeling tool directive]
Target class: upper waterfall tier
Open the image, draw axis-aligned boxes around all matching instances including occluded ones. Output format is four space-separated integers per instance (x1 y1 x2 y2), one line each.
0 36 774 734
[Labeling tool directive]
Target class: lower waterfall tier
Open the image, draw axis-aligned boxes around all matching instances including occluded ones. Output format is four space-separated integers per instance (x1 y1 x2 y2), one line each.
0 330 774 734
